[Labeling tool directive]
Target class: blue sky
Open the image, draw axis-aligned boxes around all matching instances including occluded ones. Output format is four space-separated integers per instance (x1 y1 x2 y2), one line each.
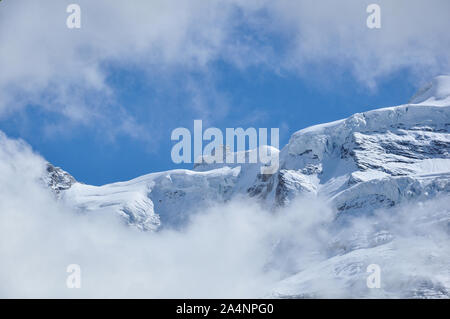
0 0 449 185
0 64 417 185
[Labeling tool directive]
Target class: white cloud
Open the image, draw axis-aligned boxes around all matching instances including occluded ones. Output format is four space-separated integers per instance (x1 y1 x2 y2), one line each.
263 0 450 88
0 0 240 137
0 0 449 135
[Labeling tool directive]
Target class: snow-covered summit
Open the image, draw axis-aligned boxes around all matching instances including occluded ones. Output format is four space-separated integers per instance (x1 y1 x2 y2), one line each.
409 75 450 105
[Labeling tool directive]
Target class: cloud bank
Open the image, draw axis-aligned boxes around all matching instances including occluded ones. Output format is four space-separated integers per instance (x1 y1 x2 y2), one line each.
0 0 449 135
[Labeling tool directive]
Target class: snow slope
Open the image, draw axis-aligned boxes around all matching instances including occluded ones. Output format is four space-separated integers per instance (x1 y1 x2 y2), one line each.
277 103 450 215
58 166 240 231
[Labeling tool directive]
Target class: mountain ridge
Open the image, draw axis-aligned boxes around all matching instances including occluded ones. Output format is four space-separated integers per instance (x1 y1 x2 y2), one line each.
43 76 450 232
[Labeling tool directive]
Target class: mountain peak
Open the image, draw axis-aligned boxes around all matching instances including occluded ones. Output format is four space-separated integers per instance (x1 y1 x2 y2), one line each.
409 75 450 105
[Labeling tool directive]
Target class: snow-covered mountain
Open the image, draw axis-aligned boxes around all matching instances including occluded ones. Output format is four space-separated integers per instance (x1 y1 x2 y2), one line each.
48 76 450 230
42 75 450 298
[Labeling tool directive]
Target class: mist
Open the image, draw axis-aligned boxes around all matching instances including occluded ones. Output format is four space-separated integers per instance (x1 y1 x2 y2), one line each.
0 132 448 298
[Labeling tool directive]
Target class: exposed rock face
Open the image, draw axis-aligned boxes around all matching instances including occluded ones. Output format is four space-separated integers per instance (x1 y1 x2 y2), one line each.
44 163 76 195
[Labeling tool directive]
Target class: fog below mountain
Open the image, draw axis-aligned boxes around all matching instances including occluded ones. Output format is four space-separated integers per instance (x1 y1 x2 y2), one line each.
1 132 448 298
